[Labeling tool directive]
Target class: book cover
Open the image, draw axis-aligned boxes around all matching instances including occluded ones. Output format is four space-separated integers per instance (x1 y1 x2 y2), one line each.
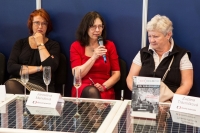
131 76 161 119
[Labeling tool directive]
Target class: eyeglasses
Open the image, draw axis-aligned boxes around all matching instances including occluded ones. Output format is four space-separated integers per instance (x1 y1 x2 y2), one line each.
33 21 48 26
89 25 104 31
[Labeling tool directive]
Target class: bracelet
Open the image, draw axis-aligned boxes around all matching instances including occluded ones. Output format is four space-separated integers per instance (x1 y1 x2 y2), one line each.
37 66 40 72
102 85 107 91
37 43 44 47
39 47 46 51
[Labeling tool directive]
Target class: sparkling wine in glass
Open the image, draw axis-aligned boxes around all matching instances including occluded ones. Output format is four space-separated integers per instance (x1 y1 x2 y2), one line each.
43 66 51 92
20 65 29 115
73 68 81 118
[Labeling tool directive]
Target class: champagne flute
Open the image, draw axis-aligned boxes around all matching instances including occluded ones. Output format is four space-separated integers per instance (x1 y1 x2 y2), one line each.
20 65 29 99
20 65 29 115
43 66 51 92
73 68 81 118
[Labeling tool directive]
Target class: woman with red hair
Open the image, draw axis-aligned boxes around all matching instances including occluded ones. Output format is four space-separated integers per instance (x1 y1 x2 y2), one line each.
5 8 60 94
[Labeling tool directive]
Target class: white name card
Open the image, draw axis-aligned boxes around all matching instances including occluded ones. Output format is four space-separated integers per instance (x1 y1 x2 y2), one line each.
170 94 200 115
26 102 63 116
0 85 6 102
170 110 200 127
26 91 64 108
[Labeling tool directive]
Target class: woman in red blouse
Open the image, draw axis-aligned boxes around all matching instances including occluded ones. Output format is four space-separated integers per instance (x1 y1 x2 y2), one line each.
70 11 120 99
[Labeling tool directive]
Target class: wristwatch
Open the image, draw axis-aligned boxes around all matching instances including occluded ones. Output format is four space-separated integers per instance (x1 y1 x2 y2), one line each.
37 43 44 47
37 66 40 72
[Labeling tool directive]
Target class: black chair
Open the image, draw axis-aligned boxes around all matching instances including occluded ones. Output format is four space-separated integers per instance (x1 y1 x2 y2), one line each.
0 53 6 84
55 53 67 96
114 58 127 100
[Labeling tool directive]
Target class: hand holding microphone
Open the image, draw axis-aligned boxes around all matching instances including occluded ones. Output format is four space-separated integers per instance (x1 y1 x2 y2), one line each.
98 36 107 63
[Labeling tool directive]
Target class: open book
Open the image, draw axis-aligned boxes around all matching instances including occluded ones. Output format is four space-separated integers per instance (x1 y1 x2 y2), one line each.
131 76 161 119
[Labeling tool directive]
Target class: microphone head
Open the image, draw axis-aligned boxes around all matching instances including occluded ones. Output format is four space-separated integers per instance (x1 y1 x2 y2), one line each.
98 36 103 46
98 36 103 42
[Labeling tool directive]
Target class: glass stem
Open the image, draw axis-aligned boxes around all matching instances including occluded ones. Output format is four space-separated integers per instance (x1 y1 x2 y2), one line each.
24 85 27 115
76 88 79 114
46 85 48 92
77 102 79 115
76 88 78 103
24 86 26 101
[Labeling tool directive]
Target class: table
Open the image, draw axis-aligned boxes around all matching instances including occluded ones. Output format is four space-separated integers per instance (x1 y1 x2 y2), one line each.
0 95 123 133
105 100 200 133
0 96 199 133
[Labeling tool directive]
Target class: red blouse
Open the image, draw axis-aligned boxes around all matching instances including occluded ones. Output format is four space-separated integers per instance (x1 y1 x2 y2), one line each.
70 40 120 99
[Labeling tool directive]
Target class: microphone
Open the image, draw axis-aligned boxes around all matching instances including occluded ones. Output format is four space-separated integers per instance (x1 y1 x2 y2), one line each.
98 36 107 63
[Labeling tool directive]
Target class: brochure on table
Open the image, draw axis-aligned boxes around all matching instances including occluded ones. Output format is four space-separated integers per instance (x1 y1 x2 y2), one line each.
131 76 160 119
0 85 6 103
170 94 200 116
170 110 200 127
26 91 64 108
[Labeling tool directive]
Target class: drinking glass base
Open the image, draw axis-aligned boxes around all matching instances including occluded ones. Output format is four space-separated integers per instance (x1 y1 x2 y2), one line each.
74 112 81 119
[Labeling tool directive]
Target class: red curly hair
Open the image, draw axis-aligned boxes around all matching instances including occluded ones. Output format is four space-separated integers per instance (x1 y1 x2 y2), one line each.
27 8 52 35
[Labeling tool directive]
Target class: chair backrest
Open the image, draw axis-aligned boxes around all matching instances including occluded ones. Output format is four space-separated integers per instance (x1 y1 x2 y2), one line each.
114 58 127 100
55 53 67 95
0 53 6 84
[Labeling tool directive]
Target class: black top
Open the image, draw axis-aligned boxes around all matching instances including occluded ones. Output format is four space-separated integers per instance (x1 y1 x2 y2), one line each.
139 44 190 93
7 37 60 92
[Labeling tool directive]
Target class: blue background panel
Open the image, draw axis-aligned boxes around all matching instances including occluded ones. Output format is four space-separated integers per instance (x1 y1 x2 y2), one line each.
0 0 199 99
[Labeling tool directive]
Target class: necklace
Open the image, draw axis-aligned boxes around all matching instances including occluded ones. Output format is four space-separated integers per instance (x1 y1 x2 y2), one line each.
89 45 96 52
90 47 94 52
89 43 98 52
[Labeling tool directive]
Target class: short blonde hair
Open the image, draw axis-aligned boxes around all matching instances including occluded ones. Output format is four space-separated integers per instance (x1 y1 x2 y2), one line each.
146 14 173 35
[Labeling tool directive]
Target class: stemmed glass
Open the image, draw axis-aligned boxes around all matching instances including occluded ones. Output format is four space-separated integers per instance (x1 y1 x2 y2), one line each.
43 66 51 92
20 65 29 99
43 66 51 129
73 68 81 118
20 65 29 115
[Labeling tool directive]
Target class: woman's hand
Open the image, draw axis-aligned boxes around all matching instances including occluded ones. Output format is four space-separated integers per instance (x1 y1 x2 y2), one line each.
33 32 44 45
94 83 105 92
91 45 107 60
